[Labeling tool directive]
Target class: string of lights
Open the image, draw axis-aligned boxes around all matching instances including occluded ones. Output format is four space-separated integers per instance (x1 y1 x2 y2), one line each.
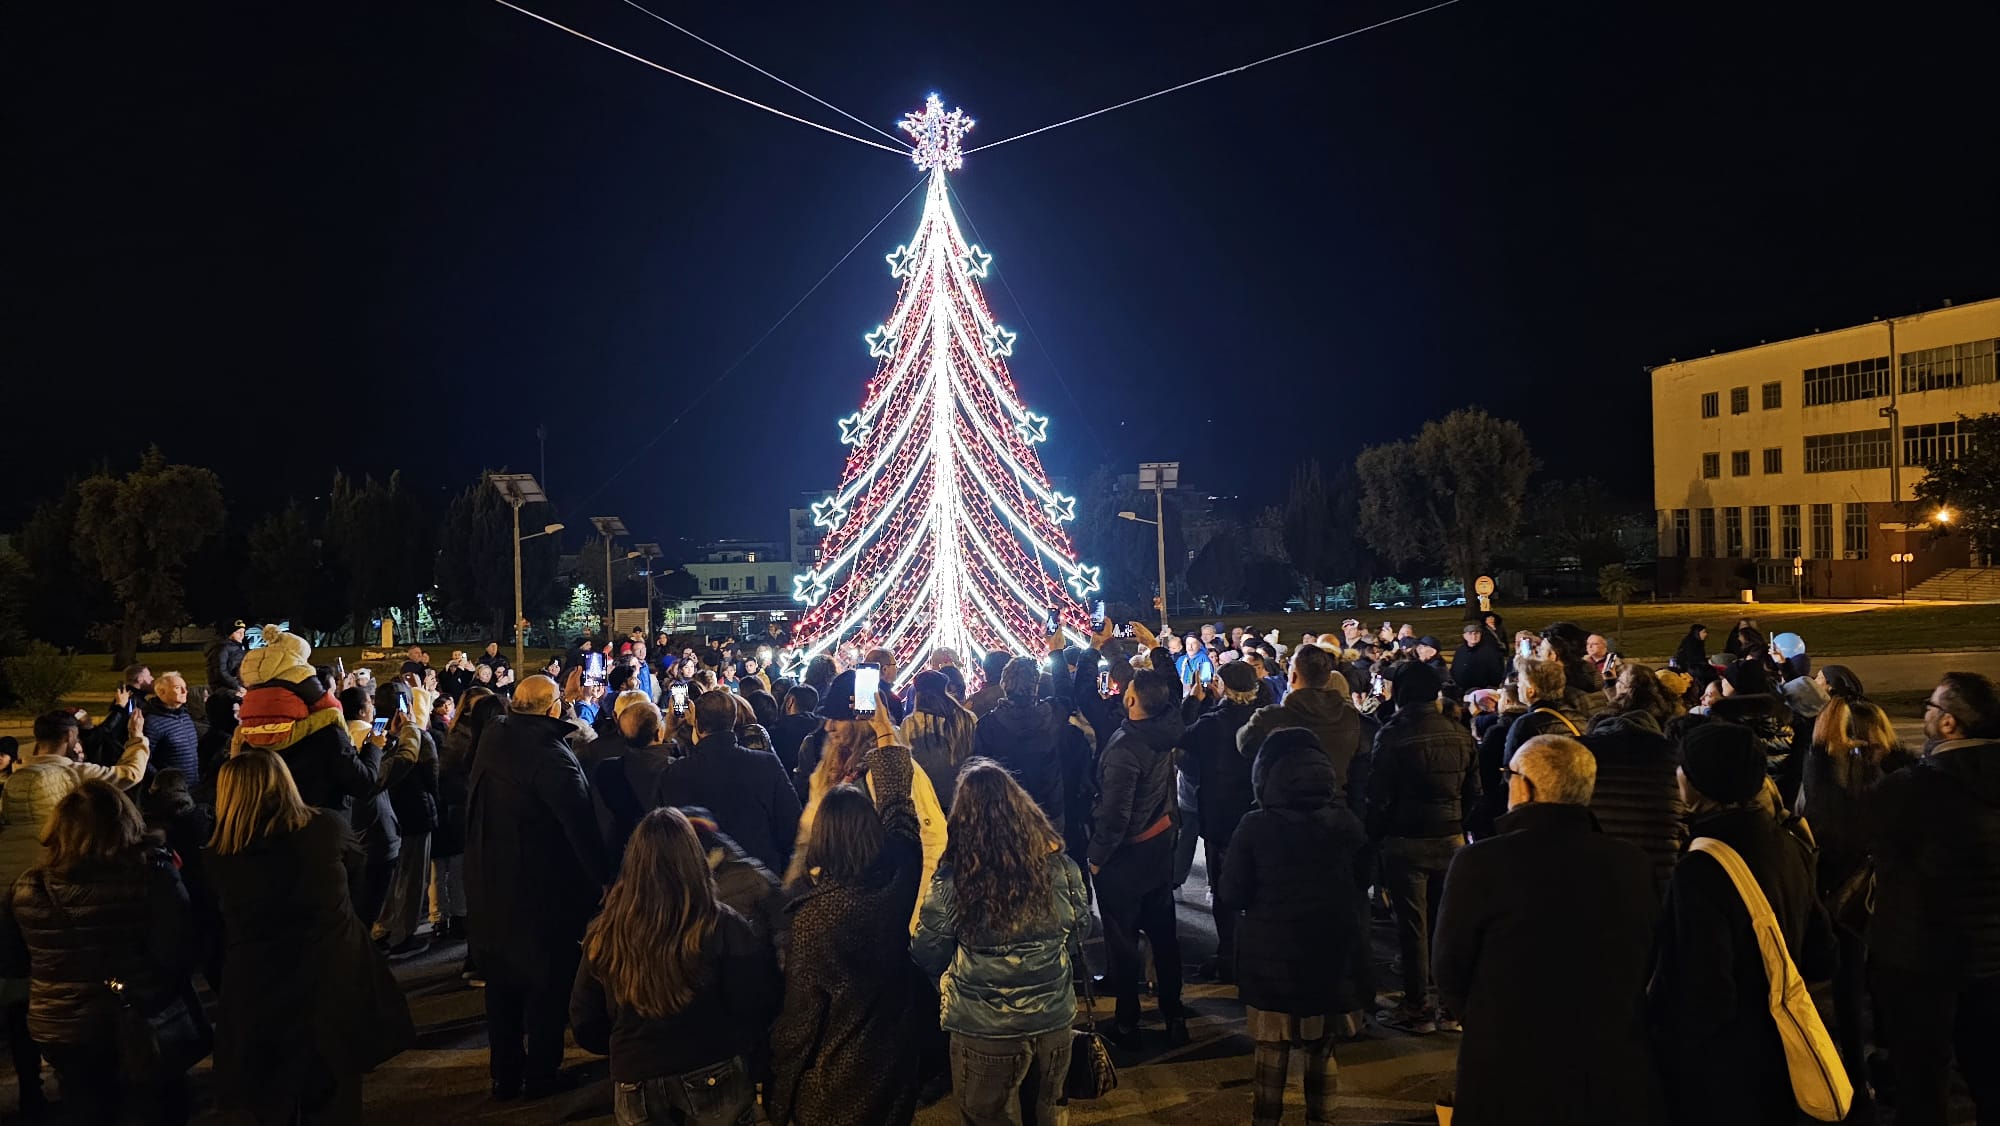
485 0 911 156
962 0 1469 155
612 0 906 146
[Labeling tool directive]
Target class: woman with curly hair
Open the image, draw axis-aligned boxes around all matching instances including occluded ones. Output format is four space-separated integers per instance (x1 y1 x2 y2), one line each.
569 807 780 1125
913 760 1089 1126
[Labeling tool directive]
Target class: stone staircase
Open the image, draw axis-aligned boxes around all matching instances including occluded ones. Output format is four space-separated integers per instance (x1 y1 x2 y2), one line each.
1906 567 2000 602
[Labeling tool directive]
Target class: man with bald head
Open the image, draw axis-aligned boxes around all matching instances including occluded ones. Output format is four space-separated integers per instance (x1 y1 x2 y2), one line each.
1431 735 1665 1124
465 675 609 1101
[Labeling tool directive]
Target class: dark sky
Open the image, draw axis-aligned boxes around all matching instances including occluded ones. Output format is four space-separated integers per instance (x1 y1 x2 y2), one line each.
9 0 1998 547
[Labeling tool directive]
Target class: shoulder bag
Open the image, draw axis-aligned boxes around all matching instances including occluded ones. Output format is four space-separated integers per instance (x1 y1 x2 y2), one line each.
1063 932 1118 1100
1688 837 1852 1122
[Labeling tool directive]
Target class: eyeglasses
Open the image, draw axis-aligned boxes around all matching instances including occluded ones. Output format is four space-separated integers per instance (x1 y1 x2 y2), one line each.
1924 700 1948 715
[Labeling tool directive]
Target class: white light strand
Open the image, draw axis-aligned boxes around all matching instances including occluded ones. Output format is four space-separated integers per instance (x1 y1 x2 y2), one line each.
963 0 1469 155
486 0 910 157
611 0 908 145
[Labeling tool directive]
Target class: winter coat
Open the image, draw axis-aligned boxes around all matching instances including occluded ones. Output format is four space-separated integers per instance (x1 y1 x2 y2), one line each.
570 904 782 1084
900 708 975 811
1649 807 1835 1126
592 747 678 873
276 720 379 831
142 699 202 785
344 721 405 867
1450 636 1507 694
1236 686 1363 799
1794 741 1912 901
1366 706 1478 840
912 848 1088 1039
656 731 801 876
384 728 439 838
1088 711 1185 873
205 636 247 694
1866 738 2000 982
973 697 1070 835
0 740 151 892
1433 803 1665 1126
1468 712 1516 839
767 712 821 775
1181 697 1258 844
1217 733 1371 1016
465 712 610 989
142 788 223 987
1579 710 1685 893
206 811 414 1118
434 719 482 860
1 850 195 1046
789 742 948 933
767 747 930 1126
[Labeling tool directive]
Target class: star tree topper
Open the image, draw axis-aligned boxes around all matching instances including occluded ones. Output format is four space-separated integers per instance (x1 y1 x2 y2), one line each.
901 94 973 173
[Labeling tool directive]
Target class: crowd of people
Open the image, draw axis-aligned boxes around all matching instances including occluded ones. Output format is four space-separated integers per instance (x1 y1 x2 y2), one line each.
0 609 1993 1126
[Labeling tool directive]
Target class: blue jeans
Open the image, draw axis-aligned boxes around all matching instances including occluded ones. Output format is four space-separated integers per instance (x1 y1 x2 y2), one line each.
949 1030 1071 1126
611 1057 755 1125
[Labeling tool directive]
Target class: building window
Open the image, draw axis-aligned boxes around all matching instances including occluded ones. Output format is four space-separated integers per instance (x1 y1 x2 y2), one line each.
1763 447 1784 474
1781 505 1802 559
1751 506 1771 558
1761 381 1783 409
708 577 728 592
766 575 778 593
1701 452 1721 479
1804 428 1893 473
1902 421 1963 467
1697 508 1716 558
1730 450 1751 476
1802 356 1890 406
1810 504 1834 560
1672 509 1690 556
1724 507 1744 557
1730 386 1749 414
1901 338 1999 392
1700 391 1719 418
1843 503 1869 559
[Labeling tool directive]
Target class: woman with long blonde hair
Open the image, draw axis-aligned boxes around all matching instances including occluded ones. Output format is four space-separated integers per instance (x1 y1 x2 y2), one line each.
913 760 1088 1126
205 750 413 1124
569 808 779 1125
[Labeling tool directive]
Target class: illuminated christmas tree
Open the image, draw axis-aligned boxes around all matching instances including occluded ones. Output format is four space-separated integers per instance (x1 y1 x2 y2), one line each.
790 95 1098 677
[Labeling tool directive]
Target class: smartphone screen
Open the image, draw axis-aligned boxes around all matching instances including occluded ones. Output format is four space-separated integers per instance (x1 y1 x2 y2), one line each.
1097 669 1112 697
371 716 389 737
1518 637 1535 659
853 663 881 715
1199 664 1213 685
669 683 688 712
1092 600 1106 629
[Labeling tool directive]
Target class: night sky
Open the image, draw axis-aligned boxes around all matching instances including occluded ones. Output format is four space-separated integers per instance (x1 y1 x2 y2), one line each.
10 0 1998 547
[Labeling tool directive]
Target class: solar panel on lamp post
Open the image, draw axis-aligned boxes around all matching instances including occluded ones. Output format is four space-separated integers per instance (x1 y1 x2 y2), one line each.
490 473 551 672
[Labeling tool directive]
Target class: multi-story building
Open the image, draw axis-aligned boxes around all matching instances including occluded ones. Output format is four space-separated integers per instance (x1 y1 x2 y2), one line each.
1652 297 1995 599
680 540 796 601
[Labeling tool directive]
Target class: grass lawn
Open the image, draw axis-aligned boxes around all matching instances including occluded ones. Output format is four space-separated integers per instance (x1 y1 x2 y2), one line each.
1222 599 2000 660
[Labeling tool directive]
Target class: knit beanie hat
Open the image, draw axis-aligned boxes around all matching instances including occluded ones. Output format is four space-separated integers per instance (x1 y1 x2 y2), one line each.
1218 660 1260 703
1385 659 1443 704
241 625 314 688
1681 720 1766 804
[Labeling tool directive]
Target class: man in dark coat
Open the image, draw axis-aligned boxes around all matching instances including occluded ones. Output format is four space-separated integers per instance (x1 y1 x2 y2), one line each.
1434 733 1665 1126
204 620 248 697
465 675 610 1101
1580 683 1685 897
655 688 801 874
141 672 202 784
972 657 1070 835
1449 621 1506 695
1089 668 1187 1044
1237 644 1363 801
1649 721 1834 1126
1865 671 2000 1126
766 684 822 775
1181 661 1264 978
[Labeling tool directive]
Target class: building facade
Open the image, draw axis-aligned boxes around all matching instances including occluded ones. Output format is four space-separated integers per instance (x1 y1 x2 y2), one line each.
1652 297 1995 599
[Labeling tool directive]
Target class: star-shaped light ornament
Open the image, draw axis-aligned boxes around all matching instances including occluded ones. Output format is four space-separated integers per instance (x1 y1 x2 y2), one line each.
1042 491 1076 524
865 325 901 359
962 245 993 279
837 412 872 446
885 244 920 278
984 325 1017 358
1066 564 1102 598
1014 411 1049 445
900 94 974 173
793 570 830 605
810 495 850 531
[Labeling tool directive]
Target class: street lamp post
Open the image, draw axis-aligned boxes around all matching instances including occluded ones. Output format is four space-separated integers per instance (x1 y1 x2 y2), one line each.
490 474 559 672
1891 552 1914 603
1121 461 1179 634
591 516 630 641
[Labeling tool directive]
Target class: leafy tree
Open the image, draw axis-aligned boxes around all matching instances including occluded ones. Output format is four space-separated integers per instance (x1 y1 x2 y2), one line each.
1184 526 1246 611
1240 558 1298 612
1523 478 1626 571
1913 411 2000 555
326 472 433 643
1598 562 1638 634
655 567 700 604
16 478 119 648
73 448 227 666
1355 407 1537 593
1282 461 1340 609
575 534 651 629
243 501 343 634
434 472 562 642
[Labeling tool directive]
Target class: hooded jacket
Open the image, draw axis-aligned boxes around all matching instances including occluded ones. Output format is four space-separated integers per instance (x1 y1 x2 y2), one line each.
1579 710 1685 894
1866 737 2000 982
973 696 1070 835
1236 685 1363 798
1181 697 1260 843
912 847 1089 1039
1216 731 1371 1015
1088 711 1184 872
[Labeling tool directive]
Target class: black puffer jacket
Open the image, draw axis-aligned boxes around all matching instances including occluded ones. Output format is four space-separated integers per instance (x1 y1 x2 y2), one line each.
973 696 1069 836
1866 738 2000 982
1217 732 1371 1015
1579 710 1685 894
1182 697 1258 844
1366 707 1478 840
1 850 195 1045
1450 635 1507 694
1087 712 1184 871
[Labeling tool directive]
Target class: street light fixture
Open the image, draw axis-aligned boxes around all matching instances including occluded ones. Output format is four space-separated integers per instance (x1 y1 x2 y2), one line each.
490 473 551 672
1936 507 1954 525
634 543 662 637
1891 551 1914 604
591 516 631 641
1135 462 1179 632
